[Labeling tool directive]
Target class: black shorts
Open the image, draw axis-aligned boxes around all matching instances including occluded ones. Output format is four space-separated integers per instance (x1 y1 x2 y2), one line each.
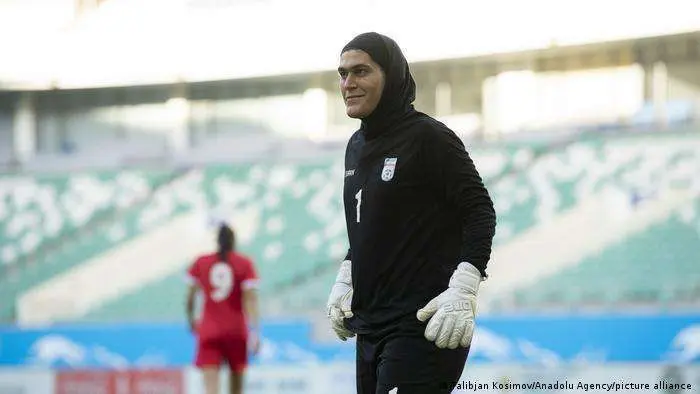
355 318 469 394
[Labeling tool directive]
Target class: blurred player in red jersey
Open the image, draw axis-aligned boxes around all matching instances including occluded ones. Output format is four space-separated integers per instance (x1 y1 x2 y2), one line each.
186 223 260 394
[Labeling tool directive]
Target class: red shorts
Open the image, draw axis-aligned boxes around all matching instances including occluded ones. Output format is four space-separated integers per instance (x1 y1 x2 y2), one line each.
195 336 248 372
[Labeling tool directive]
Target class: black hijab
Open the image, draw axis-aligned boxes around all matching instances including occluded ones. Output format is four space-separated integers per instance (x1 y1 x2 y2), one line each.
341 32 417 140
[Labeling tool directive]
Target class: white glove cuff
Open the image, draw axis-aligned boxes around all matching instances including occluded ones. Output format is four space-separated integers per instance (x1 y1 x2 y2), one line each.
449 262 482 295
335 260 352 286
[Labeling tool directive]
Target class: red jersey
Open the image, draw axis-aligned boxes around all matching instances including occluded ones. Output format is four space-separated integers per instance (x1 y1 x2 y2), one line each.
187 251 259 341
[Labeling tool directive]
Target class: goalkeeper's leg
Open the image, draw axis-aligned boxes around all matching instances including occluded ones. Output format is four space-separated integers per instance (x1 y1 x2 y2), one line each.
356 334 380 394
375 332 469 394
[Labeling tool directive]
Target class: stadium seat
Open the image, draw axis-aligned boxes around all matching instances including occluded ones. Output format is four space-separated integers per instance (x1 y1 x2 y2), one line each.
7 131 700 322
69 146 533 322
492 195 700 311
0 169 180 320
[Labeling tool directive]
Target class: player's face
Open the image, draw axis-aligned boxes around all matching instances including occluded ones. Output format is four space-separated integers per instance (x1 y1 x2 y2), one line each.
338 50 385 119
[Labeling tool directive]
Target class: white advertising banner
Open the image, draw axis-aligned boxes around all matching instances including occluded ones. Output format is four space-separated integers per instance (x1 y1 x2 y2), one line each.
186 363 700 394
0 363 698 393
456 363 700 393
0 368 54 394
185 362 356 394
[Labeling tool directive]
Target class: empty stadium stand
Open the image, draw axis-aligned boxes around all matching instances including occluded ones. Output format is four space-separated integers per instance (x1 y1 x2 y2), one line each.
500 195 700 309
3 129 699 323
61 144 537 322
0 168 186 320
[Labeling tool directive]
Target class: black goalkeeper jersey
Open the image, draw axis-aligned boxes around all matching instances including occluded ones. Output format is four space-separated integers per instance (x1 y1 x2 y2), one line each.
335 32 496 334
342 111 496 333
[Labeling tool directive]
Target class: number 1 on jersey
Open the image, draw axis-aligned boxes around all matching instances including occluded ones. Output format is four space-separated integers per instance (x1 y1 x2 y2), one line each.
355 189 362 223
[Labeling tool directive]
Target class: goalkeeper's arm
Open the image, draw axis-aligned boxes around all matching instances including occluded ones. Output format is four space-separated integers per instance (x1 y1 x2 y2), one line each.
416 127 496 348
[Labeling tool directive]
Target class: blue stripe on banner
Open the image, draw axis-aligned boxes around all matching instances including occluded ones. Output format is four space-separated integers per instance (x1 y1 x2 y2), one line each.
0 314 698 368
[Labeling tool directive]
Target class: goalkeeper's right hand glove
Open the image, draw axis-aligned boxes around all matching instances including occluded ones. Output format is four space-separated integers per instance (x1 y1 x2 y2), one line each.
326 259 355 341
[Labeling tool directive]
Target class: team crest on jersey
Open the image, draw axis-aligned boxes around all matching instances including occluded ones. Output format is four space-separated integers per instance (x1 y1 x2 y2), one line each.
381 157 397 182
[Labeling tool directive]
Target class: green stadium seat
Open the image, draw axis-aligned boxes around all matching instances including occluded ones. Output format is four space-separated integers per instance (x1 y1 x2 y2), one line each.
5 131 700 322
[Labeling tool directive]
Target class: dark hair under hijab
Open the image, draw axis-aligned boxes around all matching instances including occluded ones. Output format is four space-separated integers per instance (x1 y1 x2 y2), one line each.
341 32 417 140
217 224 235 262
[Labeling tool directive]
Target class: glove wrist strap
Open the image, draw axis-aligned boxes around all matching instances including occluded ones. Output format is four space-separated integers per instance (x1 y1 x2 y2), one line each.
449 262 481 295
335 260 352 286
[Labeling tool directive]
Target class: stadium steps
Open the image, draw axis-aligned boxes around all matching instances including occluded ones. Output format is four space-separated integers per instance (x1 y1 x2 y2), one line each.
58 148 531 323
11 131 700 321
12 161 344 324
0 167 188 322
257 131 700 314
488 194 700 312
16 209 215 325
80 268 192 323
79 254 339 323
0 170 169 270
265 262 340 317
491 130 700 246
480 188 696 303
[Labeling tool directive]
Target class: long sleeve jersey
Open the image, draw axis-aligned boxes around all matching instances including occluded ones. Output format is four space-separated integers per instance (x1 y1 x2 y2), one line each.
342 111 496 333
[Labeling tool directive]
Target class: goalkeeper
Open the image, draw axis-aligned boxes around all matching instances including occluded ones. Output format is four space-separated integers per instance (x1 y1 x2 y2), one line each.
327 32 497 394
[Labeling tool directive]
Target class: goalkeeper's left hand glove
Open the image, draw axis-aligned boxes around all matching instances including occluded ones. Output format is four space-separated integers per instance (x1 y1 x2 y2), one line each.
416 262 482 349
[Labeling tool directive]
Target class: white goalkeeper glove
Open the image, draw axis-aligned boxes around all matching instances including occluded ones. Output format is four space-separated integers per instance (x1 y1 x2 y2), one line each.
416 262 481 349
326 260 355 341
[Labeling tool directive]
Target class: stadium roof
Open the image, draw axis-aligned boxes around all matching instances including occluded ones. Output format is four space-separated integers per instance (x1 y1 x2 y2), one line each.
1 0 699 90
